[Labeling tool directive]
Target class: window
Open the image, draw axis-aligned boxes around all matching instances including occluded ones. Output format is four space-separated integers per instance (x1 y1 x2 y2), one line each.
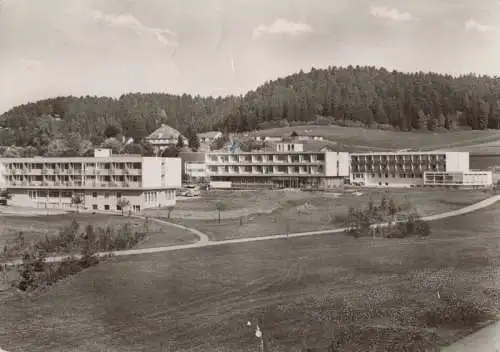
104 205 110 211
117 205 122 211
133 205 140 212
104 192 109 199
92 204 98 210
92 192 98 198
116 192 122 198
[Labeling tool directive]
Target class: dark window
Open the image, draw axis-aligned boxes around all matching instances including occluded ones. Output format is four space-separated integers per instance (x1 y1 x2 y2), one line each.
104 205 110 210
92 204 98 210
92 192 97 198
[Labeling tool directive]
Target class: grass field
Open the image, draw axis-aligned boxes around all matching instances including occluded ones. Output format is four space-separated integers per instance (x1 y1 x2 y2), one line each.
252 125 500 151
155 189 491 241
0 212 198 253
1 201 500 351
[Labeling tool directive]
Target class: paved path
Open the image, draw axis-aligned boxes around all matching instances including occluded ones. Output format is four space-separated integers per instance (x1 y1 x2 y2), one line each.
1 194 500 352
3 194 499 267
441 320 500 351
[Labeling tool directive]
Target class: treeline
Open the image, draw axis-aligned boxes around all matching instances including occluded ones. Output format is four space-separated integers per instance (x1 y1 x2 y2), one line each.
2 66 500 155
1 219 149 292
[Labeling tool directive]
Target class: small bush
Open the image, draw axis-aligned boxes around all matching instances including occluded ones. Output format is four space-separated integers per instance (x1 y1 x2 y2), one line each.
13 219 148 292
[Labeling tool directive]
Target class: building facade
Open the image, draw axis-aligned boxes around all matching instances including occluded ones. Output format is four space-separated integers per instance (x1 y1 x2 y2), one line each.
424 170 493 187
0 149 182 211
206 144 349 190
349 151 473 187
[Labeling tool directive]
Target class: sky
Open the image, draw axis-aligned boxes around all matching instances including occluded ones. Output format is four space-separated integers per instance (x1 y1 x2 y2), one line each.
0 0 499 113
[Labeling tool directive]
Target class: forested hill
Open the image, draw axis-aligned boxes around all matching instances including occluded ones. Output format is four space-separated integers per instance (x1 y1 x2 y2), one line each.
2 65 500 154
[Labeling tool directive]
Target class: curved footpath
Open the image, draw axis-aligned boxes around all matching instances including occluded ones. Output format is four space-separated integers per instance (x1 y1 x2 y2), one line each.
1 194 500 352
2 194 500 266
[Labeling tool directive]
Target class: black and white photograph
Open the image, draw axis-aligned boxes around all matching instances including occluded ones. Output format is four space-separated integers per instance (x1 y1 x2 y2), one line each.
1 0 500 351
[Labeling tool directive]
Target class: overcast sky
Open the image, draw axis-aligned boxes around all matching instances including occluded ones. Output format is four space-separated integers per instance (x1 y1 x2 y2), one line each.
1 0 499 113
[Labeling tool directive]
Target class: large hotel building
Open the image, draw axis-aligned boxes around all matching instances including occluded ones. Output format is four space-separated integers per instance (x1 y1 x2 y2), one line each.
206 142 349 190
0 144 492 211
205 144 492 189
0 148 181 211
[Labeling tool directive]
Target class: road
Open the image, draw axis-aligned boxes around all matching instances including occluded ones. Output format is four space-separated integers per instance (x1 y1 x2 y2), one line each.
1 193 500 352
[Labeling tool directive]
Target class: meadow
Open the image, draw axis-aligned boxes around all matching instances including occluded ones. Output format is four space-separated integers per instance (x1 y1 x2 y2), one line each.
0 212 198 255
1 201 500 351
154 189 492 241
251 125 500 151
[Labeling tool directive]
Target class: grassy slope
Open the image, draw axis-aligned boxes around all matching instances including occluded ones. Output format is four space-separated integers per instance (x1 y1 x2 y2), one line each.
0 213 198 251
1 202 500 351
251 125 500 151
162 189 491 241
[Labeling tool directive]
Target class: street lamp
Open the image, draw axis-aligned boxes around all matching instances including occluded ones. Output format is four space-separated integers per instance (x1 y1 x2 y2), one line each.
246 320 264 352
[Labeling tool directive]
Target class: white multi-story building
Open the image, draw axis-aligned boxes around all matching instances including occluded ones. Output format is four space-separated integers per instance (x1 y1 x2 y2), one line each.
349 151 492 187
206 143 349 190
0 149 182 211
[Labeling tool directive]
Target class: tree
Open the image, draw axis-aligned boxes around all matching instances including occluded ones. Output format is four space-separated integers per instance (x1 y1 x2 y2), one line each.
0 189 12 205
215 201 226 224
166 206 174 219
189 134 200 151
379 196 388 213
388 198 398 216
104 124 121 138
117 197 131 216
161 146 180 157
101 137 122 154
46 139 71 156
210 135 229 151
176 135 184 148
415 220 431 237
71 194 83 213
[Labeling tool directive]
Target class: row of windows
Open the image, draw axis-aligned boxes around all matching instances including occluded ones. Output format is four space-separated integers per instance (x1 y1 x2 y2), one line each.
145 191 158 204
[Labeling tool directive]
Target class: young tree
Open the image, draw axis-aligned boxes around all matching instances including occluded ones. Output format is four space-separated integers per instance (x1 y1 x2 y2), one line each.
215 201 226 224
166 206 174 219
0 189 12 205
388 198 398 216
379 196 388 213
117 197 131 216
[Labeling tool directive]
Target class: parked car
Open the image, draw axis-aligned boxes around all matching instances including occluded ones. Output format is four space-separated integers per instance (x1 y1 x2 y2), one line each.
181 185 201 197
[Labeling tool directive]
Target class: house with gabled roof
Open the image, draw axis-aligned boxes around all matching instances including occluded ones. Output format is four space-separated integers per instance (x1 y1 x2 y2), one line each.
145 124 188 154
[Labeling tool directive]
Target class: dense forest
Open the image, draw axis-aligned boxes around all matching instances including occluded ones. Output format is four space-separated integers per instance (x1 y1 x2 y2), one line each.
1 65 500 156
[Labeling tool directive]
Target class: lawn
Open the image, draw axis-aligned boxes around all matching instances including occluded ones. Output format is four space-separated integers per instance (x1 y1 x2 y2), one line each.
0 212 198 255
162 189 491 241
252 125 500 151
1 202 500 351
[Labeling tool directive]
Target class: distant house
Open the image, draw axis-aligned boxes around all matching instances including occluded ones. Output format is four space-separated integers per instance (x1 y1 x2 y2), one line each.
145 124 188 154
296 135 324 141
253 136 283 142
197 131 223 144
